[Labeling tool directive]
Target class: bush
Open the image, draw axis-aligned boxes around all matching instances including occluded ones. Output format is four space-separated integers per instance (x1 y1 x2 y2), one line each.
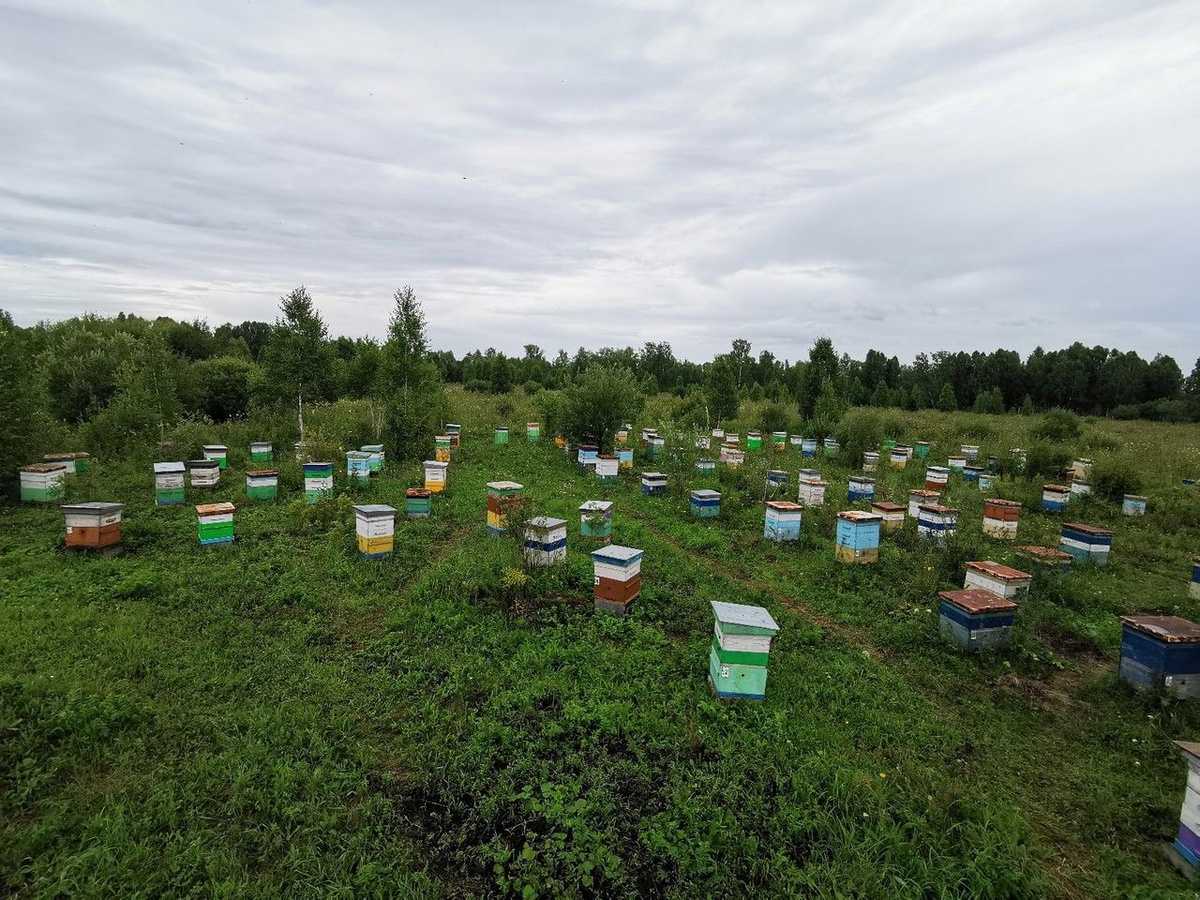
522 380 543 396
1090 458 1142 503
464 379 488 393
1031 409 1081 443
1024 442 1071 480
835 408 883 465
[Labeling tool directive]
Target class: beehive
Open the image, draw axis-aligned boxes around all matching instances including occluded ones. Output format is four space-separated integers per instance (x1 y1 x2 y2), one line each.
772 431 787 450
690 489 721 519
45 452 89 474
579 500 613 540
435 435 451 462
1171 742 1200 870
1016 545 1073 578
494 426 509 445
577 444 599 474
897 444 915 461
848 476 876 503
423 460 448 493
294 441 308 462
154 461 186 506
823 438 840 456
914 441 931 459
711 428 726 441
789 435 803 449
695 435 711 451
1123 494 1147 516
963 561 1032 599
938 589 1017 651
1072 458 1093 480
1119 616 1200 698
196 501 235 546
947 455 966 473
1060 522 1113 566
616 428 629 447
836 511 882 564
961 445 980 462
695 459 716 474
203 444 228 469
963 466 983 484
719 445 744 468
361 444 385 474
641 428 658 446
647 436 665 459
641 472 667 496
925 466 949 492
617 448 634 469
978 472 995 492
19 464 67 503
724 433 740 446
801 437 818 457
798 476 826 507
764 501 803 542
446 424 461 454
982 498 1020 540
766 470 789 493
862 451 879 472
1192 557 1200 600
405 488 432 518
346 451 371 486
1011 448 1027 472
524 517 567 567
889 448 908 469
188 459 220 488
354 504 396 559
61 502 124 550
303 462 334 503
595 455 619 483
708 601 780 701
527 422 540 442
1070 480 1092 498
908 489 941 518
871 501 905 532
486 481 523 535
592 545 643 617
250 442 272 464
245 469 278 501
1042 484 1070 512
917 504 958 541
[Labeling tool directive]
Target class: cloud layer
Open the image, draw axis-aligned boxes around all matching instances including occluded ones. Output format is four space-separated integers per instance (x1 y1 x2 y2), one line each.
1 0 1197 363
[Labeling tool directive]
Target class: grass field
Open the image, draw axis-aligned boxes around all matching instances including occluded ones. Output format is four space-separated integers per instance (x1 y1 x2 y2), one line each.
3 390 1200 898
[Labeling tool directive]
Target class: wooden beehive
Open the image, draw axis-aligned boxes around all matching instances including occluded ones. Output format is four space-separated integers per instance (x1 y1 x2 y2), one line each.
361 444 385 474
579 500 613 540
764 501 803 542
1016 545 1072 577
719 445 744 469
494 426 510 445
917 504 958 542
434 435 451 462
346 451 371 486
963 561 1032 599
889 448 908 469
766 470 789 493
187 459 220 488
245 469 279 501
617 448 634 470
963 465 983 484
695 458 716 474
202 444 228 469
647 436 665 459
822 438 840 456
862 451 879 472
591 545 643 617
250 442 273 464
772 431 787 450
835 511 882 564
747 431 763 450
961 445 980 462
870 501 905 532
486 481 523 535
711 428 726 441
1070 480 1092 498
577 444 599 474
45 452 90 474
445 424 461 452
153 461 186 506
354 504 396 559
303 462 333 503
914 441 931 459
1122 494 1147 516
524 517 567 567
1042 484 1070 512
19 464 67 503
908 489 941 519
978 472 995 492
690 489 720 519
527 422 541 442
1119 616 1200 698
798 476 826 507
708 601 779 701
938 589 1017 652
195 501 235 547
640 472 667 496
405 488 432 518
925 466 949 491
1072 458 1093 480
801 437 818 457
1171 742 1200 871
982 498 1020 540
595 455 619 483
61 502 124 550
1060 522 1113 566
947 455 966 473
848 476 876 503
423 460 448 493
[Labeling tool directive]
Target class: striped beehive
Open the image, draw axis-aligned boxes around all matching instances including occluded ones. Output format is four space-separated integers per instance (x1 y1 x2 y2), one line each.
862 451 879 473
897 444 914 461
690 489 721 519
435 435 451 462
486 481 523 535
595 455 619 484
909 489 941 518
203 444 228 469
695 435 711 451
848 476 876 503
801 437 818 457
647 436 665 459
766 470 789 493
725 432 740 447
978 472 995 492
1016 545 1073 577
947 455 966 473
1192 557 1200 600
708 601 779 701
1070 480 1092 498
494 426 509 445
963 466 983 484
446 424 461 454
405 488 432 518
423 460 448 493
1119 615 1200 698
1172 742 1200 870
188 459 220 488
196 501 235 546
798 476 826 507
62 502 124 550
1011 448 1027 472
579 500 613 540
764 501 802 542
835 511 882 564
889 448 908 469
641 428 657 446
1123 494 1147 516
361 444 385 474
19 465 67 503
577 444 599 474
346 451 371 486
914 441 931 459
303 462 333 503
822 438 840 456
799 468 821 480
917 504 958 542
1042 484 1071 512
1072 458 1093 481
711 428 726 442
982 498 1021 540
938 589 1017 652
45 452 89 474
1060 522 1113 566
719 445 744 469
789 435 803 449
641 472 667 496
695 458 716 474
617 448 634 469
527 422 540 442
616 428 629 447
871 501 905 532
154 461 186 506
354 504 396 559
772 431 787 450
925 466 950 492
961 445 980 462
592 545 643 618
245 470 278 501
964 561 1032 599
250 442 272 464
524 517 567 567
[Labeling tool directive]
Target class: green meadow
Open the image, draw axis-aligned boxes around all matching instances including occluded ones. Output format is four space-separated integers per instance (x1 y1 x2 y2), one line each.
4 388 1200 899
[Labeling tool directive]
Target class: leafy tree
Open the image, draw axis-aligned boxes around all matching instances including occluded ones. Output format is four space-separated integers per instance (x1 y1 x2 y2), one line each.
1032 409 1081 443
379 286 443 460
1145 354 1183 401
730 339 752 388
1020 394 1034 415
810 378 848 437
192 356 256 422
869 382 890 408
562 365 644 450
0 314 45 495
166 319 215 360
800 337 838 418
973 387 1005 415
936 383 957 412
42 327 137 423
261 286 332 442
705 356 739 422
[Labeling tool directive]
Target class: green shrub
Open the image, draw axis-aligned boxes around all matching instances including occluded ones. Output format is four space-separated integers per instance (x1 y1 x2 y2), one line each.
1090 458 1141 502
1032 409 1081 443
1024 442 1070 480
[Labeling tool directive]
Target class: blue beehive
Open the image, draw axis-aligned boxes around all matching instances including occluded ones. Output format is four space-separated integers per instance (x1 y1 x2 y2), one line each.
1123 494 1147 516
1060 522 1113 566
641 472 667 496
963 466 983 484
1042 484 1070 512
766 470 789 493
764 501 802 542
690 489 721 518
847 476 875 503
577 444 599 474
1193 557 1200 600
938 589 1017 651
1119 616 1200 698
801 438 818 457
835 511 882 564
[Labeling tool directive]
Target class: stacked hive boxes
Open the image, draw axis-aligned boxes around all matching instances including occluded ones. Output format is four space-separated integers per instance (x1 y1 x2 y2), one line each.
19 464 67 503
524 517 567 566
250 442 272 463
527 422 540 442
494 426 509 445
486 481 523 535
303 462 334 503
641 428 658 446
1118 616 1200 697
1123 494 1147 516
889 448 908 469
766 470 789 493
45 452 88 473
711 428 725 442
925 466 949 492
963 465 983 484
914 441 931 459
641 472 667 496
822 438 839 456
346 451 371 486
708 601 780 701
424 460 448 493
188 459 220 488
690 489 721 519
863 451 879 472
983 499 1021 540
909 489 941 518
618 448 634 469
848 476 875 503
647 436 665 459
591 545 643 618
405 488 432 518
154 462 186 506
978 472 995 492
963 561 1032 600
772 431 787 450
764 501 803 541
203 444 228 469
196 502 235 546
1060 523 1113 566
595 455 619 484
354 505 396 559
747 431 763 450
616 428 630 447
362 444 385 475
62 503 124 550
724 433 740 447
446 424 461 454
947 454 966 473
1042 484 1071 512
836 511 882 564
871 501 905 533
1070 479 1092 498
1172 742 1200 870
719 445 744 468
245 470 278 501
1016 545 1073 577
695 459 716 474
938 589 1017 651
435 435 451 462
917 504 958 541
579 500 613 540
896 445 914 462
578 444 599 474
961 445 980 462
798 475 826 507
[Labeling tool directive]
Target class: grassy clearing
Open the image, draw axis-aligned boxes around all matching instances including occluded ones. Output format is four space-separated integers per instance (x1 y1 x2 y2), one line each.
3 391 1200 897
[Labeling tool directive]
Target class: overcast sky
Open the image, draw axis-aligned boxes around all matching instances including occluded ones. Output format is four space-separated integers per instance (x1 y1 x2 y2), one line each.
1 1 1197 364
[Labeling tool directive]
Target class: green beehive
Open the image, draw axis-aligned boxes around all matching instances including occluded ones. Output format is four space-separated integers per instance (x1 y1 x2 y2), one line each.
495 427 510 445
527 422 540 442
196 502 235 546
245 470 278 501
250 442 272 464
203 444 228 469
361 444 384 474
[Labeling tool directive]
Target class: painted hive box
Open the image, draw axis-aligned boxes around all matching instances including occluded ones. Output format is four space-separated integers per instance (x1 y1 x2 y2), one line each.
1060 522 1113 566
579 500 613 540
245 470 278 501
690 489 721 519
423 460 448 493
1119 616 1200 698
303 462 334 503
640 472 667 496
939 589 1016 651
196 502 235 546
154 461 186 506
764 501 802 542
835 511 882 564
982 499 1021 540
187 459 220 488
709 601 780 701
202 444 228 469
963 561 1032 599
917 504 958 541
20 464 68 503
405 488 432 518
62 502 124 550
870 501 905 532
486 481 524 535
354 504 396 559
524 517 567 567
591 545 643 618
